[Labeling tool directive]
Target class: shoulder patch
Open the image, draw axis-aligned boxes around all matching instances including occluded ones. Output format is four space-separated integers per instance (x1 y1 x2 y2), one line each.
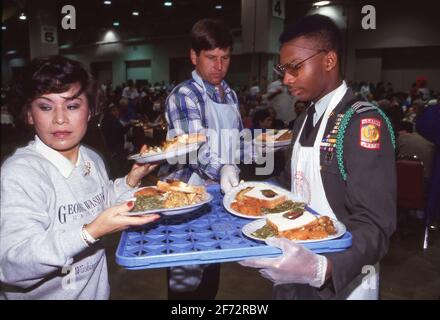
360 118 381 149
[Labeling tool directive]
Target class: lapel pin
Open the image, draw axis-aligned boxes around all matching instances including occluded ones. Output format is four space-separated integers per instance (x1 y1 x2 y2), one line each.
83 161 91 176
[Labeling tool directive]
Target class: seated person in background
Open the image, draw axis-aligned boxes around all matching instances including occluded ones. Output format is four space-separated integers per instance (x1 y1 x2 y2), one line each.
265 78 297 126
403 99 424 126
101 104 132 178
252 109 285 176
1 104 15 127
288 100 306 130
253 109 273 131
147 100 165 128
397 120 435 183
117 98 131 125
248 80 260 102
240 103 253 129
0 56 160 300
1 104 15 144
268 106 286 129
417 79 431 101
122 79 140 101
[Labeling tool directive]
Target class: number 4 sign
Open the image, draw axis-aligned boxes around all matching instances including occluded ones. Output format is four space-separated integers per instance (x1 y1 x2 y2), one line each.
272 0 285 19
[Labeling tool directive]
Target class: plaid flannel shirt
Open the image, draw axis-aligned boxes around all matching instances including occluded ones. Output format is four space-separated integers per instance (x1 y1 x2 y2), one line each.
163 71 243 182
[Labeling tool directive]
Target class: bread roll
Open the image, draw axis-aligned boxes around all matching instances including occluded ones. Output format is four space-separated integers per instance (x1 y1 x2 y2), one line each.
157 180 205 194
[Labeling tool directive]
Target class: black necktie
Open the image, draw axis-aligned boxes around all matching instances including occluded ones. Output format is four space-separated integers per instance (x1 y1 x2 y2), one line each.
302 103 316 141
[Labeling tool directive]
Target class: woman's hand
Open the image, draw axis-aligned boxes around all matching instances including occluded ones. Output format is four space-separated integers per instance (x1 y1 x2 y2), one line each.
85 201 160 239
126 145 160 187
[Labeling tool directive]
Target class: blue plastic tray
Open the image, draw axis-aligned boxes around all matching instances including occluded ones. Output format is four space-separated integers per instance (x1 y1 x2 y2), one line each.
116 184 352 270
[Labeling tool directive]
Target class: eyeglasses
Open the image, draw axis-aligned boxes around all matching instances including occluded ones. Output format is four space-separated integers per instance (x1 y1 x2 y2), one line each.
274 50 328 78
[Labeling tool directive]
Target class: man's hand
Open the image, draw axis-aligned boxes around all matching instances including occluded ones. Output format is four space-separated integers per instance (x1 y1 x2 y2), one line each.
220 165 239 193
239 237 329 288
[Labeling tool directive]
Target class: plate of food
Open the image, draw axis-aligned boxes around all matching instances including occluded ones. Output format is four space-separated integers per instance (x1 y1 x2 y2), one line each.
122 180 213 216
254 129 293 150
242 211 346 243
223 181 306 219
128 133 206 164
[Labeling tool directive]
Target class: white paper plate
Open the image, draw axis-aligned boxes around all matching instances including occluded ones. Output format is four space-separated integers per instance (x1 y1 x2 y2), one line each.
253 138 292 152
223 181 305 219
254 139 292 147
117 186 213 216
128 142 202 164
242 218 347 243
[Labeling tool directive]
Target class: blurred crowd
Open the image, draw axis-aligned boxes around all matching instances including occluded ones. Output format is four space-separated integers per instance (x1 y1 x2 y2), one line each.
2 76 439 227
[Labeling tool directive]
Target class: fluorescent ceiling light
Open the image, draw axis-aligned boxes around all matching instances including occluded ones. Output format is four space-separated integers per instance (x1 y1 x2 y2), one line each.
132 11 139 16
313 1 331 7
215 5 223 10
164 2 173 7
103 30 119 42
104 1 112 4
59 43 72 49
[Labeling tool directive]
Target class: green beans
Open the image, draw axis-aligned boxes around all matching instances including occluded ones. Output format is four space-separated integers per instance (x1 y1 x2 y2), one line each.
261 201 306 214
133 195 164 211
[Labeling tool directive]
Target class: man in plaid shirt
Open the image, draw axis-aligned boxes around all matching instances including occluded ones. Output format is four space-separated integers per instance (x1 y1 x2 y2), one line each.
163 19 243 192
163 18 243 301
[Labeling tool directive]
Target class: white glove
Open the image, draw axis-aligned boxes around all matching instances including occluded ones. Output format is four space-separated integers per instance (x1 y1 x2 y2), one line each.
220 165 239 193
239 237 328 288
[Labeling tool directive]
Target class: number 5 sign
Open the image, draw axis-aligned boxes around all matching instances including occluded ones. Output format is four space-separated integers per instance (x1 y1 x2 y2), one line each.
41 26 58 44
272 0 285 19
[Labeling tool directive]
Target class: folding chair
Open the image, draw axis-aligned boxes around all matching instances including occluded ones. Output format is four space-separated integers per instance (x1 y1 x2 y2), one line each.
396 155 429 249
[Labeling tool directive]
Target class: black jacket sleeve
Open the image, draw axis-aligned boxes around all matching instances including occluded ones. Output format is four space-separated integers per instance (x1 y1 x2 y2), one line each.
318 110 397 299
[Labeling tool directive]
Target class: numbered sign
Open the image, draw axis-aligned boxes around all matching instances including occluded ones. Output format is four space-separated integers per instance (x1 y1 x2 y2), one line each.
272 0 285 19
41 26 58 44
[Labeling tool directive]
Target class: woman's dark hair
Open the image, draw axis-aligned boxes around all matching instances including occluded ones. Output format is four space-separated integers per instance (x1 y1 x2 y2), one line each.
279 14 342 60
190 18 233 55
9 55 97 115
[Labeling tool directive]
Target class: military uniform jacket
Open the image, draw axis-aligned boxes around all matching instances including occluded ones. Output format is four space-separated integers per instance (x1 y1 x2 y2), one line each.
276 88 397 299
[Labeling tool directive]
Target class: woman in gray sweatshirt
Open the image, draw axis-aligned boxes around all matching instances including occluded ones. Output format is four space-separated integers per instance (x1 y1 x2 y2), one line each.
0 56 160 299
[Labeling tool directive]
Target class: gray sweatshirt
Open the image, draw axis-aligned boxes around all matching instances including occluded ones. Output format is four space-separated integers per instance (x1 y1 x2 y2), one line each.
0 136 133 299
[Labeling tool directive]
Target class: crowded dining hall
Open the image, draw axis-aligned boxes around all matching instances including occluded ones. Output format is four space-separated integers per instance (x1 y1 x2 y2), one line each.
1 0 439 301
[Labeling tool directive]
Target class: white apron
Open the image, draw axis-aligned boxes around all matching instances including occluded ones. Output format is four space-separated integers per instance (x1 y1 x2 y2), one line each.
290 81 379 300
187 81 241 185
170 81 241 293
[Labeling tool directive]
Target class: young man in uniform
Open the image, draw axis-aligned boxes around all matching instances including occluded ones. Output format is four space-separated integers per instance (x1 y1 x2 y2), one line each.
240 14 396 300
